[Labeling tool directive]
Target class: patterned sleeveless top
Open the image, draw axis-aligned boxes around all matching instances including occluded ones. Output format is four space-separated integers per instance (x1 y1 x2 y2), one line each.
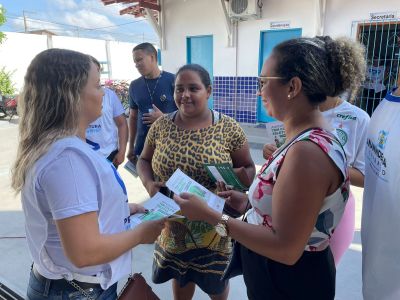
246 128 350 251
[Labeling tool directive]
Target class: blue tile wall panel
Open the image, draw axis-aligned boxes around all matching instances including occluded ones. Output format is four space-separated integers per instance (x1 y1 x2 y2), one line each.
212 76 258 124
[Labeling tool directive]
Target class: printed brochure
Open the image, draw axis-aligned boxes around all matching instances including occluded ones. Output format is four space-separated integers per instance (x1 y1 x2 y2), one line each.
203 163 247 191
130 192 182 228
166 169 225 213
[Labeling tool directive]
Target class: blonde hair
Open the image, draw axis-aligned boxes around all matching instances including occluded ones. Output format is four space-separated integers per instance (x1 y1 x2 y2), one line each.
11 48 98 192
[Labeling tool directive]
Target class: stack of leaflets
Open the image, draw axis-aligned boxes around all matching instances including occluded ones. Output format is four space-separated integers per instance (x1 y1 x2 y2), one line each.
124 160 138 177
130 192 184 228
203 163 247 191
130 169 226 228
166 169 225 213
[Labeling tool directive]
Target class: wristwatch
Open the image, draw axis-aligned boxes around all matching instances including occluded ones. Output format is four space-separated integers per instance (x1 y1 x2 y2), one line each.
215 214 230 237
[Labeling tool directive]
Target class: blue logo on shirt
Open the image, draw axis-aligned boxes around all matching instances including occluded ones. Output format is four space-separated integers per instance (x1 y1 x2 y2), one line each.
378 130 388 150
86 138 100 151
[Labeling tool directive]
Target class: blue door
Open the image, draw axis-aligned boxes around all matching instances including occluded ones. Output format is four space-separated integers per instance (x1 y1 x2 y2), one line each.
258 28 302 122
187 35 213 108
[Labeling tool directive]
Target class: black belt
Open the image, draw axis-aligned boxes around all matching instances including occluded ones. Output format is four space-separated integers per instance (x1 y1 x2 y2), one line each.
32 266 101 290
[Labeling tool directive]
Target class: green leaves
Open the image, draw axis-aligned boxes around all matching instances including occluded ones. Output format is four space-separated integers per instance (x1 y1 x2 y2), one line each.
0 67 16 96
0 6 6 45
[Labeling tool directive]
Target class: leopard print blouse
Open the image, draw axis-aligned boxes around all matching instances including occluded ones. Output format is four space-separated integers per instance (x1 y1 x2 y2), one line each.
145 110 246 253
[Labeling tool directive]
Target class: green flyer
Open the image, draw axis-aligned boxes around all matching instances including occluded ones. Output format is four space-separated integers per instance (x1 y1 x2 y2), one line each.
203 163 247 191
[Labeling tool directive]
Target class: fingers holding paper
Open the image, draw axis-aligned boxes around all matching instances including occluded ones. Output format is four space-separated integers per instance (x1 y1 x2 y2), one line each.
173 193 215 222
129 203 148 215
218 189 249 215
136 218 166 244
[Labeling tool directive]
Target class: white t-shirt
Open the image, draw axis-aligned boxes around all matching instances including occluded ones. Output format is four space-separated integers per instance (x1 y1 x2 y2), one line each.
86 88 125 157
361 89 400 300
21 136 131 289
321 101 370 175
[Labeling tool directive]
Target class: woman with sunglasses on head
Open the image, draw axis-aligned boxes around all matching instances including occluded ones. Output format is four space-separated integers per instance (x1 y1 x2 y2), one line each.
173 36 363 299
137 64 255 300
12 48 165 299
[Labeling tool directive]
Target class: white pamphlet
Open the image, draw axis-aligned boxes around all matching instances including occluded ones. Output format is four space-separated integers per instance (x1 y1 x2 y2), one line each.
166 169 225 213
124 160 138 177
265 121 286 147
129 192 181 228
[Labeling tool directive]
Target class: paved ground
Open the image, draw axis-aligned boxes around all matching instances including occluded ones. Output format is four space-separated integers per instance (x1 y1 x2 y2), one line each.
0 119 363 299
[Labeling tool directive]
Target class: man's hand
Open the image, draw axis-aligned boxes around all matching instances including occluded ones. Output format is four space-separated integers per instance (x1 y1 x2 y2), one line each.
113 151 125 167
126 149 137 163
142 105 163 126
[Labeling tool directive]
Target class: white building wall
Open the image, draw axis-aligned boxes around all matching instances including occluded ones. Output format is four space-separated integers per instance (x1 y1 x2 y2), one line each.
237 0 318 76
0 32 141 91
162 0 237 76
108 41 140 81
162 0 319 76
52 36 108 63
162 0 400 76
324 0 400 38
0 33 47 91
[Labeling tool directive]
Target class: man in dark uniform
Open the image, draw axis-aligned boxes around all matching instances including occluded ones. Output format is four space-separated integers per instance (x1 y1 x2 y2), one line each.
126 43 177 164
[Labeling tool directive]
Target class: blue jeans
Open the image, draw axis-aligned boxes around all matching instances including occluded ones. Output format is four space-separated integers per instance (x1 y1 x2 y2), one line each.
27 270 118 300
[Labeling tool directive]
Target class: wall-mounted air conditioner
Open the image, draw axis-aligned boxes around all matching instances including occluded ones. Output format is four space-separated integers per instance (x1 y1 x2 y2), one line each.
228 0 261 20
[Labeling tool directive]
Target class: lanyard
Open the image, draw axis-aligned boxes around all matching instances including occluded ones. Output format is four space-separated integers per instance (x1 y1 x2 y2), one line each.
144 71 162 104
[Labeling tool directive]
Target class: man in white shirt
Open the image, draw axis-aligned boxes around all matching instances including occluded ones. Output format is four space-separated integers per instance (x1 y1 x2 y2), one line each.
86 87 128 168
362 77 400 300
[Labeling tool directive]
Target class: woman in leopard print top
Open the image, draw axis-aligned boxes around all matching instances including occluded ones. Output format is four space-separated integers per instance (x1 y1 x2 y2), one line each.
137 64 255 300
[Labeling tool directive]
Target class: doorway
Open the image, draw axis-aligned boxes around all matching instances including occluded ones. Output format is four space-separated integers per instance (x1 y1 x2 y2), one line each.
187 35 214 108
356 21 400 116
258 28 302 122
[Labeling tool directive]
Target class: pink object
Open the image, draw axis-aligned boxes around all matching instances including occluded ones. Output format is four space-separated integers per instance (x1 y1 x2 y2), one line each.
330 191 356 265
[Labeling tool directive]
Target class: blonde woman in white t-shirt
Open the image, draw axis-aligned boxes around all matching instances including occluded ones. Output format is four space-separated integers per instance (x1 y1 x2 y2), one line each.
11 49 165 299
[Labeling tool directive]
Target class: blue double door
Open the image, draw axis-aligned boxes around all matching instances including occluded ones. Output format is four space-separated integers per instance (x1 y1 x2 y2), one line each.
258 28 302 122
186 35 214 108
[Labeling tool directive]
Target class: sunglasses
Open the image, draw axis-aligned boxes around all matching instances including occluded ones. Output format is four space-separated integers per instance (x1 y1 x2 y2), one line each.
257 76 284 93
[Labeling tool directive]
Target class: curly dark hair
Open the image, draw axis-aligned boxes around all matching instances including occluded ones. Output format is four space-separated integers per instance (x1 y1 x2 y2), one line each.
272 36 366 104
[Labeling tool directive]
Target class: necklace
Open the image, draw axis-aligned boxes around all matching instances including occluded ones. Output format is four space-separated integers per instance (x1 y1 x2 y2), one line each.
144 71 162 104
